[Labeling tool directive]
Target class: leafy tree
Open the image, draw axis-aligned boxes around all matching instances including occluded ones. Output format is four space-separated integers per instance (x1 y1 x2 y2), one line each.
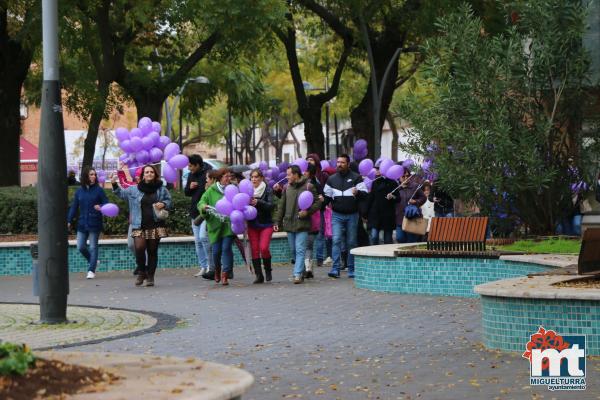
399 2 596 235
0 1 39 186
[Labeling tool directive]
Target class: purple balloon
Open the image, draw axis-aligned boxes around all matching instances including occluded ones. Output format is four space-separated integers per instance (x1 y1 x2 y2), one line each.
215 198 234 216
243 205 258 220
119 140 133 153
168 154 189 169
259 161 268 171
293 158 308 173
379 158 395 175
164 143 180 161
157 136 171 150
231 222 245 235
224 184 239 202
151 121 162 133
119 153 129 163
138 117 152 132
130 128 143 139
239 179 254 196
354 139 367 151
298 190 314 210
278 162 289 172
162 163 178 183
142 136 154 151
367 168 376 180
115 127 129 142
329 159 336 168
148 131 160 147
101 203 119 217
385 164 404 180
232 192 250 211
230 210 245 224
136 150 150 164
149 148 163 163
277 172 286 181
320 160 329 171
402 159 415 170
358 158 373 176
130 137 143 152
128 162 139 178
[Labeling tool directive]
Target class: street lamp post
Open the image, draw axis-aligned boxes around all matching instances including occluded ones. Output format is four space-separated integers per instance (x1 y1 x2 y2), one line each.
38 0 68 323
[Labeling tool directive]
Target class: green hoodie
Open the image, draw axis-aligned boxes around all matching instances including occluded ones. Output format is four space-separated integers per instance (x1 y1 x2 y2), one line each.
275 176 321 232
198 183 234 244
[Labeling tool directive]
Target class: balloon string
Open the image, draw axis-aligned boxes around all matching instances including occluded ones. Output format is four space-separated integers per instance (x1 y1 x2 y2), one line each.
387 175 414 196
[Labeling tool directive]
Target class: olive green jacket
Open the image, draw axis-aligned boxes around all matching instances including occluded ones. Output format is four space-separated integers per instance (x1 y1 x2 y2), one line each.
275 176 321 233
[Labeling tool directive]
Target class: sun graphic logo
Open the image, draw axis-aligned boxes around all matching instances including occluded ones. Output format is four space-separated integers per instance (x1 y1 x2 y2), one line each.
523 326 586 391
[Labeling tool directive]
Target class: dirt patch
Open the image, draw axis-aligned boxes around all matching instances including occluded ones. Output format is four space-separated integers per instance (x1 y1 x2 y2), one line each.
553 276 600 289
0 357 119 399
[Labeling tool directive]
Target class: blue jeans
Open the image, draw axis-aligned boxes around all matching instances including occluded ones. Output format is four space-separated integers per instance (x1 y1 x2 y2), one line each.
396 225 419 243
287 231 308 277
192 219 212 269
435 212 454 218
370 228 393 245
212 236 234 273
315 211 325 262
332 212 358 274
77 230 100 272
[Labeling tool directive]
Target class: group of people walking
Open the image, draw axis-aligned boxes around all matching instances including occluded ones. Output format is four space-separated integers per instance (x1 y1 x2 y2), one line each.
68 152 454 287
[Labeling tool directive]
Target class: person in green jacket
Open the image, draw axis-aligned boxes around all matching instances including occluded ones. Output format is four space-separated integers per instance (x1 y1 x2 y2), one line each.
198 168 235 286
274 165 321 284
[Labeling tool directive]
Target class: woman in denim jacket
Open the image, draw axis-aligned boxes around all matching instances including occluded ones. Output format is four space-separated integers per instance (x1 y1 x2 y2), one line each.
112 164 171 287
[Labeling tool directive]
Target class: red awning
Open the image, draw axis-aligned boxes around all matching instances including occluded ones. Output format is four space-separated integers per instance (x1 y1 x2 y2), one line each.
20 137 38 162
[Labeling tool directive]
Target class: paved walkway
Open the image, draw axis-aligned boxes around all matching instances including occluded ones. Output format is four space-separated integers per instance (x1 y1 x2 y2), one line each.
0 266 599 399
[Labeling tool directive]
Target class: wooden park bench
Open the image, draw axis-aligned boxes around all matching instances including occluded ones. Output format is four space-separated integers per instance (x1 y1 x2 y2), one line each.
427 217 488 251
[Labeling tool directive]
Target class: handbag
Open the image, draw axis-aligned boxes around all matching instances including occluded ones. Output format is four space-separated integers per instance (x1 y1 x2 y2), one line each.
580 198 592 214
402 216 429 235
153 204 169 221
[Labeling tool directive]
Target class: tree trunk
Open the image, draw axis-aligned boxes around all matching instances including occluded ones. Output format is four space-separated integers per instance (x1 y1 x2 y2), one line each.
82 81 110 169
351 38 402 158
132 92 165 123
0 81 23 186
387 112 399 161
300 100 325 158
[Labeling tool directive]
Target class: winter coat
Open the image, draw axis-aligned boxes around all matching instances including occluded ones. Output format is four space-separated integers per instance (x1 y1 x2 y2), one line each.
323 170 368 215
366 177 398 230
432 186 454 216
67 184 109 233
275 176 321 233
113 184 172 229
249 185 275 228
306 153 329 188
184 163 212 219
394 181 427 226
198 183 234 244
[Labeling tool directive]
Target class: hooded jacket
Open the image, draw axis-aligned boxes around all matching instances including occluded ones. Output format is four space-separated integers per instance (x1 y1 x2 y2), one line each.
275 176 321 232
306 153 329 187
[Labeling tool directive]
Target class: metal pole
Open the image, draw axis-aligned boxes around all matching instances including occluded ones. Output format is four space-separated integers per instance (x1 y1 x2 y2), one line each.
334 113 340 158
228 104 233 164
275 117 280 164
178 101 183 189
252 113 256 163
39 0 68 323
325 102 330 160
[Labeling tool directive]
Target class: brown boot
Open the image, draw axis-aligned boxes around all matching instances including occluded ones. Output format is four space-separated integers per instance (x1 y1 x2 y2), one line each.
214 265 221 283
221 272 229 286
146 267 156 287
135 271 146 286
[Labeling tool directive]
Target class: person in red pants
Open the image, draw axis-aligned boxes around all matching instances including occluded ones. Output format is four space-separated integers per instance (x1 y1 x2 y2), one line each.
247 169 275 283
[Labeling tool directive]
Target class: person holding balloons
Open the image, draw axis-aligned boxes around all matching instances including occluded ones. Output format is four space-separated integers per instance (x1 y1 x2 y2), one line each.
67 167 110 279
387 166 426 243
198 168 236 286
274 165 320 284
112 164 172 287
247 168 275 283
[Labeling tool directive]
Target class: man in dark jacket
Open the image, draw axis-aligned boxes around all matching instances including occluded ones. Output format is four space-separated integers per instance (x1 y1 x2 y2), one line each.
366 161 397 244
323 154 368 278
185 154 213 277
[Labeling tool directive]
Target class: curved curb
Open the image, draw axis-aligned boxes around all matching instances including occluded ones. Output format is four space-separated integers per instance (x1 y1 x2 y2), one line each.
0 302 180 351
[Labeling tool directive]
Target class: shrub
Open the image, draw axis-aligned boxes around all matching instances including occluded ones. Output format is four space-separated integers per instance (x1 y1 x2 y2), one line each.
0 343 36 376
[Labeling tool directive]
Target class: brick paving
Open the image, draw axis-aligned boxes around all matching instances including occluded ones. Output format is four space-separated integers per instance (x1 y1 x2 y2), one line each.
0 265 599 399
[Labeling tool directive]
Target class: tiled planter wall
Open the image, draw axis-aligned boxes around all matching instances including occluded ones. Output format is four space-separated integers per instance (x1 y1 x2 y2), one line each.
354 256 555 297
481 296 600 355
0 236 292 276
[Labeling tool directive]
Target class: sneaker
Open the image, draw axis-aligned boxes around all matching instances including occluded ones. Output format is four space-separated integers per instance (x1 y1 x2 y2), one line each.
293 275 304 284
86 271 96 279
348 272 355 279
327 270 340 278
305 271 314 279
194 268 206 277
323 257 333 267
202 270 215 280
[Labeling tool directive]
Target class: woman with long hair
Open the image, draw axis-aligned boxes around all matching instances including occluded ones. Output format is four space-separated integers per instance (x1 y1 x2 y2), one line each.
247 168 275 283
112 164 171 287
68 167 109 279
198 168 235 286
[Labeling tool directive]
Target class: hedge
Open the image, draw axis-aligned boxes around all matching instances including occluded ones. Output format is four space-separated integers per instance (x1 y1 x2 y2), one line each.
0 186 193 235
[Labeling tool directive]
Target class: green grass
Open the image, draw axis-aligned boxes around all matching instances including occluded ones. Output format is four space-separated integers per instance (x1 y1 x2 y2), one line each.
495 238 581 254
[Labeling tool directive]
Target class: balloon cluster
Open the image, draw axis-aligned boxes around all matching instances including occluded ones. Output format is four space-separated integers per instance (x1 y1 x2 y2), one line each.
246 158 313 189
353 139 368 161
214 179 258 235
115 117 189 183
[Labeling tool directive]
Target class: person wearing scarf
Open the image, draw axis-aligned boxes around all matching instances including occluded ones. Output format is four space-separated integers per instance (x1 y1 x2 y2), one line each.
247 168 275 283
112 164 171 287
198 168 235 286
306 153 329 267
67 167 109 279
